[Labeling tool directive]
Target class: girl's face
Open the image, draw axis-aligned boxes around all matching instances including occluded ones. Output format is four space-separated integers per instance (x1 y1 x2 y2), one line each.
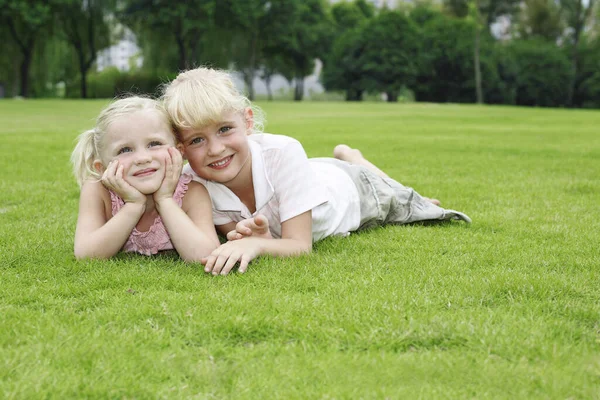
96 110 176 194
178 108 253 188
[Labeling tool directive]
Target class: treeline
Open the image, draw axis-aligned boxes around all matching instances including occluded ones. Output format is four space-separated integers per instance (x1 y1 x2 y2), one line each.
1 0 599 107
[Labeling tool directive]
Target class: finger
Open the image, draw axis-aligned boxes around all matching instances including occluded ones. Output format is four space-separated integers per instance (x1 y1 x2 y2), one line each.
211 254 230 275
203 255 216 273
235 221 251 236
226 230 240 241
238 254 251 274
255 214 268 227
170 147 183 167
221 254 240 275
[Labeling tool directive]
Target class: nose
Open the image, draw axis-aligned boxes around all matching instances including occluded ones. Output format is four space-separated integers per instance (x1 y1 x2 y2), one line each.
207 138 225 156
134 148 152 165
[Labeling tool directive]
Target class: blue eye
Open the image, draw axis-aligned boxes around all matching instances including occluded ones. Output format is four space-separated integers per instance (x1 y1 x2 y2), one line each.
149 141 162 147
117 147 132 155
190 137 204 145
219 126 232 134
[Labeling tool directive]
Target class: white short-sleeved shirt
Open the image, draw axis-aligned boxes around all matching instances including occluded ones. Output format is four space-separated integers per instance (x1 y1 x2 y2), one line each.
183 133 361 242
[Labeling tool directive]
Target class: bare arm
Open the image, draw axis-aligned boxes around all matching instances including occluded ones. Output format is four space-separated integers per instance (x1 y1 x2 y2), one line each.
74 180 145 259
203 210 313 275
157 181 220 262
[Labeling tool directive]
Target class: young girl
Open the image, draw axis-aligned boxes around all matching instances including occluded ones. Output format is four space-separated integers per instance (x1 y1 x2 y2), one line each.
161 67 471 275
71 96 219 260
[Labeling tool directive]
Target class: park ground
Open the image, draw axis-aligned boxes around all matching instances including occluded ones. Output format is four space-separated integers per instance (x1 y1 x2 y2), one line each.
0 100 599 398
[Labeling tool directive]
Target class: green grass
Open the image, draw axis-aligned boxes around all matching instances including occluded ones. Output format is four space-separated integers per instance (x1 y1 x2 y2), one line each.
1 99 599 399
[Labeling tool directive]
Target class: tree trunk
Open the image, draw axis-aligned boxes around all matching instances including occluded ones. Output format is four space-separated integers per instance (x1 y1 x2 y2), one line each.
12 57 19 97
78 51 88 98
345 88 362 101
243 70 255 101
19 48 33 97
265 74 273 101
176 35 187 71
294 77 304 101
474 0 484 104
386 91 398 102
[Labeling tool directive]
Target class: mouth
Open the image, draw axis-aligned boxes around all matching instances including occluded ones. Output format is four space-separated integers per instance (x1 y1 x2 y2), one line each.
133 168 157 177
208 155 233 170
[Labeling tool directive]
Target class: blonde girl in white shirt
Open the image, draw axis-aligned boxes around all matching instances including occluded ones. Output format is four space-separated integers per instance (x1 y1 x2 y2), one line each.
71 96 219 260
162 67 471 275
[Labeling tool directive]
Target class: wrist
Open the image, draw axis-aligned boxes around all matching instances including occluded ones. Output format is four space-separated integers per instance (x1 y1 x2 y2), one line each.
123 201 146 214
154 197 175 211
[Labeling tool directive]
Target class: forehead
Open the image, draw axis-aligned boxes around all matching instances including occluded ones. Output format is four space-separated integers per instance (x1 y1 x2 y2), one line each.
105 110 175 145
179 110 244 139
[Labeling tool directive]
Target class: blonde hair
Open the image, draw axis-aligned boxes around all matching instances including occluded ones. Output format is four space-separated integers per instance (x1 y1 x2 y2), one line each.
161 67 265 135
71 96 172 187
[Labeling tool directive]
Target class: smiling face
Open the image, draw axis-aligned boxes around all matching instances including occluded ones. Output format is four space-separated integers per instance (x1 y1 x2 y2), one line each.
95 109 176 194
178 108 254 189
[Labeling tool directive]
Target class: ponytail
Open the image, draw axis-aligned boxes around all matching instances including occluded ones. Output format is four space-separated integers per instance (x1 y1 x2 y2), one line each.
71 128 101 187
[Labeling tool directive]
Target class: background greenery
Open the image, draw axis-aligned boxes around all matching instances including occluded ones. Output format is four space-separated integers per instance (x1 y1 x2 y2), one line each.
0 100 599 398
2 0 600 107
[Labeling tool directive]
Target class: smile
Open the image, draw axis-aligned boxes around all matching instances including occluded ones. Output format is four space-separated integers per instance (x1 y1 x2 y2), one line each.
208 155 233 169
133 168 157 177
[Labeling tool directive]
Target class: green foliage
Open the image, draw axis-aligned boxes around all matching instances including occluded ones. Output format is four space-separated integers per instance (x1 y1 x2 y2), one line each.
572 36 600 108
0 0 54 97
321 28 367 101
118 0 216 71
321 0 375 101
518 0 563 41
502 39 572 107
65 68 175 98
360 10 420 101
262 0 333 100
412 13 479 103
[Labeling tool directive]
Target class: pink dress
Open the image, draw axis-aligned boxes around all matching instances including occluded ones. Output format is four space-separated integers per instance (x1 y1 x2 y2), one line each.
109 174 192 256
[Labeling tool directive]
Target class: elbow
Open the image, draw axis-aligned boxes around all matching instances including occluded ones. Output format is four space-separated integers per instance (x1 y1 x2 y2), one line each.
74 244 113 260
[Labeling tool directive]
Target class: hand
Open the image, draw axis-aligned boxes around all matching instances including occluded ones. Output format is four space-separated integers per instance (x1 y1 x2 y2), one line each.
153 147 183 204
201 238 262 275
226 214 272 241
101 160 145 205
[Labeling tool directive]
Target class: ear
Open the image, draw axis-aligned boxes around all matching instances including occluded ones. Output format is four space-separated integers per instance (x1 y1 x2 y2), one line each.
93 159 105 174
176 143 187 160
244 107 254 135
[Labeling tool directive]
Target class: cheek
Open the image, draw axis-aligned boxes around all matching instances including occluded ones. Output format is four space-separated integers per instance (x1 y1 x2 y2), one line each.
115 155 134 172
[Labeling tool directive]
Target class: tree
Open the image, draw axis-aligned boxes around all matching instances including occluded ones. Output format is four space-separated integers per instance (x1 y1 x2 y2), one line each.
0 0 53 97
560 0 597 106
119 0 215 71
505 39 572 107
359 10 420 102
54 0 112 98
321 0 374 101
0 24 20 97
216 0 271 100
444 0 520 104
518 0 563 41
263 0 333 101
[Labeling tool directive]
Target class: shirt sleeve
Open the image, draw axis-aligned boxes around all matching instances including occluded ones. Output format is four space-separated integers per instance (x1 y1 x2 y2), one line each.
267 140 329 223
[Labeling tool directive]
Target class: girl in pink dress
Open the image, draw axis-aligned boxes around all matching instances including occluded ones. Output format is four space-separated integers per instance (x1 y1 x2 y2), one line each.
71 96 219 260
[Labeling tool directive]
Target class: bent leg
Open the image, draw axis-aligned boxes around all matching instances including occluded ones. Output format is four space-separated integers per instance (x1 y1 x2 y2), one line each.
333 144 440 206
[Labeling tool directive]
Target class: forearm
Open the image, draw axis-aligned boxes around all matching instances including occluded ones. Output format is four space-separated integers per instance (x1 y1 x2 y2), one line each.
157 198 219 262
74 203 144 259
250 236 312 258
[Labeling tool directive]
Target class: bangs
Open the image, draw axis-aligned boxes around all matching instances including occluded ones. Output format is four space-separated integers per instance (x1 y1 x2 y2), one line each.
163 71 247 131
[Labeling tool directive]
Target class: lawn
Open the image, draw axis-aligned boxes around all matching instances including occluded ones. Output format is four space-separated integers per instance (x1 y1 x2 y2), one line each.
1 99 599 399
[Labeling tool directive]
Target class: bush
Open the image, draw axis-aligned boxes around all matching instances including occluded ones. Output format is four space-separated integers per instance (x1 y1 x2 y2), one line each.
502 39 572 107
65 68 177 99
